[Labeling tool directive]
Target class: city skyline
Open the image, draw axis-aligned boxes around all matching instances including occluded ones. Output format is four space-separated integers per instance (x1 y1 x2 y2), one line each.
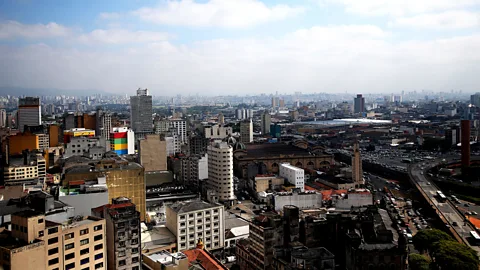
1 1 480 95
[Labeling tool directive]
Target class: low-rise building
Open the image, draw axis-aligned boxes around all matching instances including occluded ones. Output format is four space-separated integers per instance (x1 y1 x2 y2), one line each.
273 190 322 212
279 163 305 192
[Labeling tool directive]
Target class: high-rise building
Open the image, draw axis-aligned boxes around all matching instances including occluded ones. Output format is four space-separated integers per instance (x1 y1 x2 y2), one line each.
139 134 167 171
218 113 225 125
354 94 365 114
207 142 234 202
96 108 112 151
471 93 480 107
352 142 363 184
261 111 271 135
155 119 187 144
240 119 253 143
461 120 471 171
110 127 135 155
279 99 285 108
92 197 141 270
165 134 181 155
130 88 153 138
0 109 6 127
235 108 245 120
166 201 225 251
18 97 41 132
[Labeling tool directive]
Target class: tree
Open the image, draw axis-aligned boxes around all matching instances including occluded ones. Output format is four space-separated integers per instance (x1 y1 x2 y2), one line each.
431 240 479 270
412 229 453 252
408 254 430 270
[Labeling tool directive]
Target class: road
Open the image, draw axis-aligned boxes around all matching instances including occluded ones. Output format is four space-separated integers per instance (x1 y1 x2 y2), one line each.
409 159 480 256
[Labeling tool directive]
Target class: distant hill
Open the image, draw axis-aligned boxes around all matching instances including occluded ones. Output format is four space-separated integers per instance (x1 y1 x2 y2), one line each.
0 86 112 97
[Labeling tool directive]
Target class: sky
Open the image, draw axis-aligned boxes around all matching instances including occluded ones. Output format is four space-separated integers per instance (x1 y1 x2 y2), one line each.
1 0 480 96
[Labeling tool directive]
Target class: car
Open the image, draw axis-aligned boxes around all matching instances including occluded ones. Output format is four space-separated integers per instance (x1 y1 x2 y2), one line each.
464 203 470 207
452 222 458 226
402 229 407 235
473 211 478 215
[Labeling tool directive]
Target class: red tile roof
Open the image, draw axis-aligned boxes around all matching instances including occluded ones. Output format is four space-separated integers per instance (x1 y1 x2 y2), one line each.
183 248 226 270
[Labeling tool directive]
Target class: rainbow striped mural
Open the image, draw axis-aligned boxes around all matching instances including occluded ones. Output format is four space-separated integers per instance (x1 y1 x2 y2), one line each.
110 131 128 155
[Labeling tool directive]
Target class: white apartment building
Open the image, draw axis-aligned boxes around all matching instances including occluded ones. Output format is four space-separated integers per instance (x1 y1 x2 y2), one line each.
279 163 305 192
166 201 225 251
240 119 253 143
165 135 181 155
203 125 232 140
207 141 234 202
155 119 187 144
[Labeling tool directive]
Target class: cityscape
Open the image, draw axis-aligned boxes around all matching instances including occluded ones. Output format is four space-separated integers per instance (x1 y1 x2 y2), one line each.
2 1 480 270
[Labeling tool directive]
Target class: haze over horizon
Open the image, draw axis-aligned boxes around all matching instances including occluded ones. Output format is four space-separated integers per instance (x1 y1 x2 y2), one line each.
1 0 480 96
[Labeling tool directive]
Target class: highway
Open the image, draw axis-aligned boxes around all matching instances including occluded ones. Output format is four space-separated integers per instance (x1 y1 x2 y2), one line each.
408 158 480 256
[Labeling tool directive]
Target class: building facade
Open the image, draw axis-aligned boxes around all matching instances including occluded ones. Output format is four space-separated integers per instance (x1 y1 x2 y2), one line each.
92 197 141 270
207 142 234 202
354 94 365 114
18 97 41 132
279 163 305 192
130 88 153 138
240 119 253 143
110 127 135 155
166 201 225 251
261 111 271 135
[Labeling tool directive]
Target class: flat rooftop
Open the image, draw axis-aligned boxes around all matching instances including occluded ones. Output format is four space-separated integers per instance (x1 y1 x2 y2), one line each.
169 200 221 214
280 163 303 171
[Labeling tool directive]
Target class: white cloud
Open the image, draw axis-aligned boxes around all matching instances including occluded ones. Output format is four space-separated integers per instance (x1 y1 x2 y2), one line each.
390 11 480 29
325 0 480 17
78 29 171 45
2 24 480 95
0 20 71 39
133 0 305 28
98 12 121 20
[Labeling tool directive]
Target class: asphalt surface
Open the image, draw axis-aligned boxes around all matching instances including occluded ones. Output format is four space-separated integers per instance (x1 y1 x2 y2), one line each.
409 159 480 255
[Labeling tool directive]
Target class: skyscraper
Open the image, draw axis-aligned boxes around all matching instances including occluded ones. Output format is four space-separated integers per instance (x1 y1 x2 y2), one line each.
18 97 41 132
354 94 365 114
96 108 112 151
240 119 253 143
0 109 6 127
352 142 363 184
207 141 234 203
261 111 271 135
130 88 153 139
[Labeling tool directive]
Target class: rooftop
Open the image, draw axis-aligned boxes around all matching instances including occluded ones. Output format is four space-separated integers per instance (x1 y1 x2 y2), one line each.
168 200 221 214
183 248 227 270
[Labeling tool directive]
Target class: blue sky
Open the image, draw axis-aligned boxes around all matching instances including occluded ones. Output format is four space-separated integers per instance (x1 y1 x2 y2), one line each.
1 0 480 95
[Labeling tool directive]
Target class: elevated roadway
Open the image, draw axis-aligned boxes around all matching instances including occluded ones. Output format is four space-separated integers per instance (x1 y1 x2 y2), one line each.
408 157 480 256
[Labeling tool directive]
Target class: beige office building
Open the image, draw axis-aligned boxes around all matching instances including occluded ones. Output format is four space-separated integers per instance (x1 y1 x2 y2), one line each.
207 142 234 202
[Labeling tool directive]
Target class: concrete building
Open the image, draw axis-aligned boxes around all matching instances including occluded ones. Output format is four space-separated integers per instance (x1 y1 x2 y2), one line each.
18 97 41 132
0 108 6 127
96 108 112 151
63 128 95 143
4 152 46 185
142 251 189 270
261 111 271 135
274 246 335 270
354 94 365 114
240 119 253 143
471 93 480 107
351 142 363 184
461 119 471 171
203 124 233 140
8 132 39 156
279 163 304 192
273 190 322 211
0 210 107 270
207 142 235 203
224 215 249 251
171 154 208 188
130 88 153 138
235 108 245 120
166 135 181 155
139 134 167 172
189 134 208 156
64 136 104 158
38 133 50 151
250 175 284 194
110 127 135 155
155 119 188 144
92 197 141 270
332 190 373 210
166 201 225 251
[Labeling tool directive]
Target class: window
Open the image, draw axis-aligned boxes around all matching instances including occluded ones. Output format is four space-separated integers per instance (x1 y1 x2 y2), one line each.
94 244 103 251
81 258 90 265
65 232 74 240
65 243 75 250
38 218 44 223
48 227 58 235
94 225 102 231
132 267 140 270
94 234 103 241
80 248 89 255
80 238 89 246
131 248 139 254
132 257 139 263
48 237 58 245
95 253 103 260
39 230 44 237
65 253 75 260
81 268 90 270
48 258 59 266
95 262 104 269
66 262 75 270
80 229 89 235
48 247 59 256
119 260 126 266
189 214 194 218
